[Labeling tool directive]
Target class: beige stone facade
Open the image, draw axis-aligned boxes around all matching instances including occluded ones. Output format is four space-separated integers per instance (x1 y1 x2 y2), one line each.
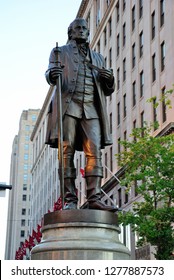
8 0 173 260
30 87 60 231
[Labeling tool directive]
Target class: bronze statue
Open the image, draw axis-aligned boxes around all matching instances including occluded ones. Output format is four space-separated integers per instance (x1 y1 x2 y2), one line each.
45 18 116 211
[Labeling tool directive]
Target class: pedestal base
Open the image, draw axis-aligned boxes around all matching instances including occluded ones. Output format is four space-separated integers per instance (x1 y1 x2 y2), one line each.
31 209 130 260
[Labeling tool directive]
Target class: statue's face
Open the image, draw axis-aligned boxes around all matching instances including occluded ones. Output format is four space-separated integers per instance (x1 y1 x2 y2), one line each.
70 19 89 43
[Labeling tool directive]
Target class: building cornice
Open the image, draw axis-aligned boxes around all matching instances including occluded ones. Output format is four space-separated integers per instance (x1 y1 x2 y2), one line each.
76 0 89 18
90 0 116 48
156 122 174 136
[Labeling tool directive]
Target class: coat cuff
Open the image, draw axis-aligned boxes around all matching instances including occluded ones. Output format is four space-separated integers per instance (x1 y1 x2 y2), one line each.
45 69 56 86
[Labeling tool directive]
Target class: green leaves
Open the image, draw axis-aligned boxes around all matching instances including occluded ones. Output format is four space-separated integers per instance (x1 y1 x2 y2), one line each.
147 85 174 109
116 122 174 259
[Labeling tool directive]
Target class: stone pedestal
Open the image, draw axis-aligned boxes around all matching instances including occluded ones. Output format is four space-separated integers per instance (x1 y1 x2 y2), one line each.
31 209 130 260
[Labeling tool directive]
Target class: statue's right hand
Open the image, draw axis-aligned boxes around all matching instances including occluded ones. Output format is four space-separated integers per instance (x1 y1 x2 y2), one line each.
50 66 64 82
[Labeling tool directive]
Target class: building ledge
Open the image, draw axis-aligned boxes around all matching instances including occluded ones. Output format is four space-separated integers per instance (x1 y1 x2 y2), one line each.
156 122 174 136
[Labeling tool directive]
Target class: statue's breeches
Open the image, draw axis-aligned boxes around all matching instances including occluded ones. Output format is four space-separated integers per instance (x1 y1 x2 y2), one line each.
62 115 103 178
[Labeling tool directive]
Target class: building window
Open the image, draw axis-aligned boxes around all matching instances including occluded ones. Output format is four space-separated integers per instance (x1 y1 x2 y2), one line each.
139 0 143 19
25 125 30 131
32 115 37 121
110 146 113 172
21 230 25 237
152 53 156 82
161 41 165 71
117 33 120 56
160 0 165 27
132 5 135 31
105 57 107 67
116 1 120 23
22 195 27 201
162 87 167 122
23 184 27 191
123 58 126 82
123 23 126 47
124 131 127 151
118 188 122 207
80 154 82 167
125 191 129 204
105 153 108 178
124 130 127 141
133 120 137 141
141 112 145 136
109 17 112 36
86 14 90 31
104 27 107 46
21 219 25 226
132 43 136 68
151 11 155 40
76 159 79 176
107 0 111 7
123 0 126 11
97 40 100 53
141 111 144 128
133 120 136 130
24 154 28 160
96 0 100 26
139 31 143 58
135 180 138 196
132 81 136 107
140 71 144 97
153 98 157 125
25 135 29 141
117 137 121 164
22 208 26 215
109 113 112 134
24 144 29 150
109 48 112 68
123 94 127 118
23 174 28 182
24 164 28 170
123 224 127 246
117 68 120 90
118 138 121 153
117 102 120 125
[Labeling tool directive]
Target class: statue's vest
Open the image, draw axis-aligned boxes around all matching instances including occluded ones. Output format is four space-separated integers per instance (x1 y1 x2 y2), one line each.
66 51 98 119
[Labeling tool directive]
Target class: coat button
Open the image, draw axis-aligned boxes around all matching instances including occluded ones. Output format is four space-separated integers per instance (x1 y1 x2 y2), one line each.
66 98 70 103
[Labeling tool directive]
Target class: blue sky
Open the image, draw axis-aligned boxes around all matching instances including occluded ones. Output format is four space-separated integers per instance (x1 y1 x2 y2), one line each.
0 0 82 260
0 0 81 183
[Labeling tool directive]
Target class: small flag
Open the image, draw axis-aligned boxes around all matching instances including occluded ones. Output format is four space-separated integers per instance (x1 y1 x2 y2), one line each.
80 168 85 177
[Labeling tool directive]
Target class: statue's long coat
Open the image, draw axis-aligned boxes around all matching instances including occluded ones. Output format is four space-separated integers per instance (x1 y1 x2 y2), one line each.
45 40 115 151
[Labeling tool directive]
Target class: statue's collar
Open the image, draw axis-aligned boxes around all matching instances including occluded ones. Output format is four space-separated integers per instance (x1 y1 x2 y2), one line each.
69 40 89 49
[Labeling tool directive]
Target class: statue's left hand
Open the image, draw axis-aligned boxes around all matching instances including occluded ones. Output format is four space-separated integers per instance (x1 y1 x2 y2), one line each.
99 68 114 85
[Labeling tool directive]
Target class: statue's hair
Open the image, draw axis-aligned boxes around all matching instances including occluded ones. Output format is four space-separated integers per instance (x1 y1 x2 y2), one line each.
67 18 89 40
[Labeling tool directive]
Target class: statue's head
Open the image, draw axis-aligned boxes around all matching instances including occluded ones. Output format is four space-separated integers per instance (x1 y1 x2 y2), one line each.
68 18 89 43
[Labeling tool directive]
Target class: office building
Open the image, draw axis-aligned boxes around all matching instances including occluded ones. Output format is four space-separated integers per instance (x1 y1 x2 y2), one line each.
21 0 174 259
5 109 40 259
